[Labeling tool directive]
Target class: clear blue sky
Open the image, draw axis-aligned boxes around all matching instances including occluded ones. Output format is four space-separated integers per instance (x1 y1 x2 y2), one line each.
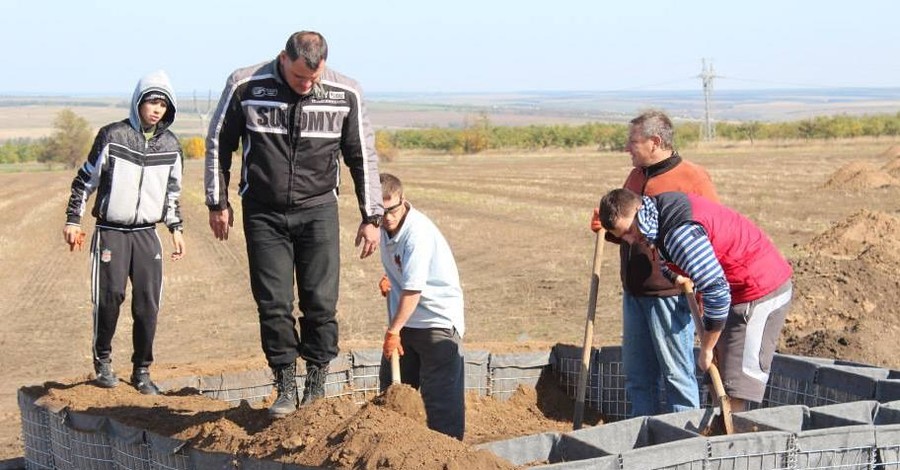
3 0 898 95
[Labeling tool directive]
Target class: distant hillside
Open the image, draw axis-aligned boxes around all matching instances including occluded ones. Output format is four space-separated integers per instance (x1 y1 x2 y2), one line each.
2 87 899 139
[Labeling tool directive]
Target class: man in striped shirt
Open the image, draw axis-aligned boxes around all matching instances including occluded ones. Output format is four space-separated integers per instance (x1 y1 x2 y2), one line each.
598 188 793 411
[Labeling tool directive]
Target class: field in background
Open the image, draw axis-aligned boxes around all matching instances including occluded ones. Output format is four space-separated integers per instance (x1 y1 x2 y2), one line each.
3 87 900 140
1 138 899 460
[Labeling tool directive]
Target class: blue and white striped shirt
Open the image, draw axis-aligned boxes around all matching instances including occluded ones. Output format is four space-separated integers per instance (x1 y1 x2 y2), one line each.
638 197 731 329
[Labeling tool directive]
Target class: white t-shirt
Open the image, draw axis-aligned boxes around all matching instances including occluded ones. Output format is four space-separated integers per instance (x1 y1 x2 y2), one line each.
380 204 465 337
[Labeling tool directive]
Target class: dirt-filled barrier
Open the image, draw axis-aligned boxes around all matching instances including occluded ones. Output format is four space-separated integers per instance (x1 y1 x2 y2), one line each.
18 346 900 469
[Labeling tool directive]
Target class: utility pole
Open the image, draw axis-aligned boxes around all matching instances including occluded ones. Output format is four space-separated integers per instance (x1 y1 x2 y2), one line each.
698 59 717 141
193 90 213 137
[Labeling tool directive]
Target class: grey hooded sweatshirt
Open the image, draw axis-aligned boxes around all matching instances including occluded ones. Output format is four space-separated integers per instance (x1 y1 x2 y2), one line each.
66 70 184 232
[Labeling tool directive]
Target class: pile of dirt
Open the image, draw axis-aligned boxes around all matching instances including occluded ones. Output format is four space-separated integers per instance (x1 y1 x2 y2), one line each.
822 161 899 190
780 210 900 367
883 155 900 178
27 369 597 469
805 209 900 262
877 144 900 160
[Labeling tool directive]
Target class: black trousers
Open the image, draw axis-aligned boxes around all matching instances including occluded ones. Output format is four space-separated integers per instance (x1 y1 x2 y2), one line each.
379 327 466 440
90 228 162 368
243 199 340 368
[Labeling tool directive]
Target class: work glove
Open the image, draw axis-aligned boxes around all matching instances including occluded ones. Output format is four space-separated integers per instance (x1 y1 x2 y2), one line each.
590 207 602 233
383 331 404 359
379 274 391 297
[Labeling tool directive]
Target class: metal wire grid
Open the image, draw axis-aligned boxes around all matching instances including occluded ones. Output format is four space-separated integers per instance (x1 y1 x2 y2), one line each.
765 372 820 408
110 441 151 470
68 428 114 469
47 415 72 470
794 445 875 470
706 447 795 470
555 355 604 413
351 363 381 404
19 403 53 470
195 371 273 404
878 444 900 469
490 367 545 401
813 387 872 409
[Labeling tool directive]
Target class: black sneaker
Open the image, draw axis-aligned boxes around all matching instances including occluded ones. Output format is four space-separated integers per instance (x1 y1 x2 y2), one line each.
93 360 118 388
300 363 328 406
130 367 161 395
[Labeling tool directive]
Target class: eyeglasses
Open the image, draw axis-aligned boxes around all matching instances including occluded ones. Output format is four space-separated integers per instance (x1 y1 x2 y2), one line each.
384 199 405 215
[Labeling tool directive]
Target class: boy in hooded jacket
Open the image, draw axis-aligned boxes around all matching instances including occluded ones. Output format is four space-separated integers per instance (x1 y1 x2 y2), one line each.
63 70 185 395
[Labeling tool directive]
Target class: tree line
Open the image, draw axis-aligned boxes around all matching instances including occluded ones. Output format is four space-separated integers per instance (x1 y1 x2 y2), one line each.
2 109 899 166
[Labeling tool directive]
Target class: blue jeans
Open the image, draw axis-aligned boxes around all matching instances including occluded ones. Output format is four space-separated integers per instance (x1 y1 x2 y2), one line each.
622 292 699 417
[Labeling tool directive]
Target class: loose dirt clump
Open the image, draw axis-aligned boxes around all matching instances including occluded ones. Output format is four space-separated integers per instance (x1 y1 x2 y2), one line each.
781 210 900 367
25 371 597 469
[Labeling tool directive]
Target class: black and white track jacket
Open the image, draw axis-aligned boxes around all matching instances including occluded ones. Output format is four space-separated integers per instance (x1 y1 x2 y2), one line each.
66 70 184 232
204 58 382 220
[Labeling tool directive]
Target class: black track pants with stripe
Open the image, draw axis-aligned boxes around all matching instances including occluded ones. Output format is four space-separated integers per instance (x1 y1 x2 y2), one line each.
90 227 163 368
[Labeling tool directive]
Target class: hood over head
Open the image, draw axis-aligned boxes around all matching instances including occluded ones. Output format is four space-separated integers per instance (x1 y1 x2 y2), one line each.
130 70 177 132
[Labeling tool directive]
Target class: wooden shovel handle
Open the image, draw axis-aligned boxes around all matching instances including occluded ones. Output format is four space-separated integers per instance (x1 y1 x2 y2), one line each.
391 350 401 384
573 229 605 430
682 279 735 435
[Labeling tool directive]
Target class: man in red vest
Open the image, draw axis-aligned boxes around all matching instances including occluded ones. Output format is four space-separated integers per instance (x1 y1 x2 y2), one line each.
598 188 793 411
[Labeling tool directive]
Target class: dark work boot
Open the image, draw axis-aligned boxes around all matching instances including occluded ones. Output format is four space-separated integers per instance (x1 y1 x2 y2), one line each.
300 362 328 406
130 367 161 395
93 360 118 388
269 362 298 418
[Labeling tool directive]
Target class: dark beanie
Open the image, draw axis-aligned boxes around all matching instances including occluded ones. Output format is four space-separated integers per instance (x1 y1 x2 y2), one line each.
140 91 169 105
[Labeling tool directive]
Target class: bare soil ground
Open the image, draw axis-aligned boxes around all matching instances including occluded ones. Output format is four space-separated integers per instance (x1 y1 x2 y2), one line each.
2 138 900 465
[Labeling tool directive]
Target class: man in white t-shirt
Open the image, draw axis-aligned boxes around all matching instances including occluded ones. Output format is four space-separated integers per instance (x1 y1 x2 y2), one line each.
378 173 465 440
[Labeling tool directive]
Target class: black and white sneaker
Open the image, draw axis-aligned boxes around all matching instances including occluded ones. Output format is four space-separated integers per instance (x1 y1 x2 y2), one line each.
93 360 118 388
131 367 161 395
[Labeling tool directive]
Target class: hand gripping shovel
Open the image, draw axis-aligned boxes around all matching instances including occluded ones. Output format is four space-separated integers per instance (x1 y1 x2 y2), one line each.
573 229 605 430
682 279 734 434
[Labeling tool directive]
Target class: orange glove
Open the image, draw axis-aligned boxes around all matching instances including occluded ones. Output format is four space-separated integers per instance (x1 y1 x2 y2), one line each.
378 274 391 297
383 331 404 358
590 207 602 233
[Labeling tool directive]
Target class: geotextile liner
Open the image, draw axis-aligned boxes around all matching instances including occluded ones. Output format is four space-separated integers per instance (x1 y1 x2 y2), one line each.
19 347 900 469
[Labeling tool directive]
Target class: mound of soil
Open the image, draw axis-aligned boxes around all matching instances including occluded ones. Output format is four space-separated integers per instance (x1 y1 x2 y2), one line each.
27 369 598 469
877 144 900 160
805 209 900 261
823 161 899 190
883 155 900 178
780 210 900 367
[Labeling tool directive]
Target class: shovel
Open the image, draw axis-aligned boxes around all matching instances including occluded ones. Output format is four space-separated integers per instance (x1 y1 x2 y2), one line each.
385 293 402 385
682 279 734 434
391 349 401 384
573 229 605 430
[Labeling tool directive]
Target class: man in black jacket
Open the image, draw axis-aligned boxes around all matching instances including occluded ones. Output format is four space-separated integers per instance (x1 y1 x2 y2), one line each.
204 31 383 418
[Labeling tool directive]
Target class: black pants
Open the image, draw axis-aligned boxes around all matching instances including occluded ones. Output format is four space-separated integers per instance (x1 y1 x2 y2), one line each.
243 199 340 368
379 327 466 440
90 228 162 368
